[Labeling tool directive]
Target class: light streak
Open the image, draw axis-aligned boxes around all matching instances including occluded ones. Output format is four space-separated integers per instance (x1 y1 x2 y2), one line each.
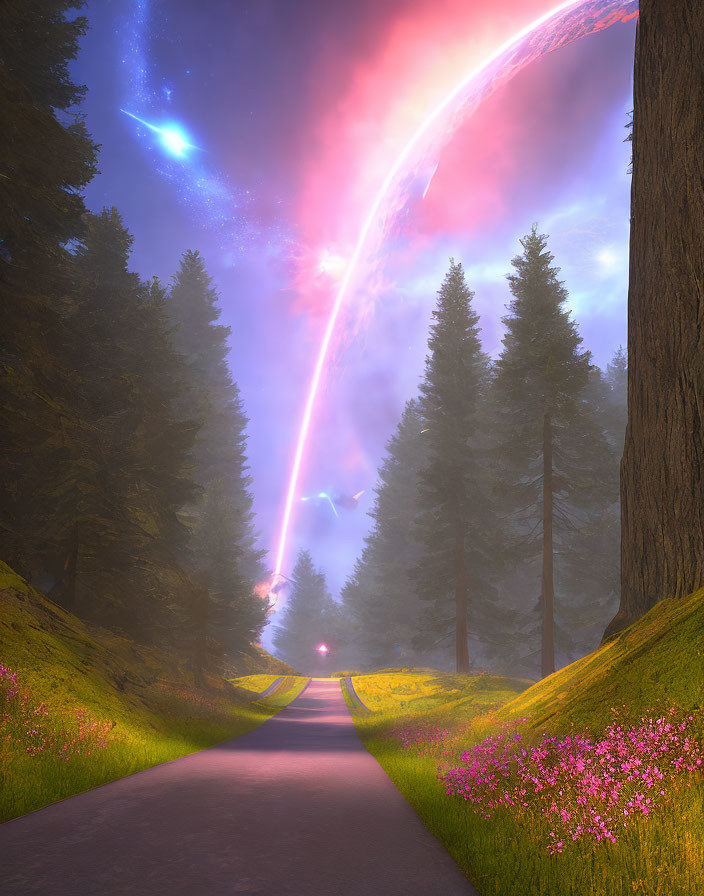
422 163 439 200
319 492 339 518
119 6 288 253
273 0 637 580
120 109 198 158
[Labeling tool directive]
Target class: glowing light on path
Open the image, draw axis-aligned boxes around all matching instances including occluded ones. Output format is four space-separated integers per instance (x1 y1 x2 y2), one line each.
273 0 637 581
316 644 330 656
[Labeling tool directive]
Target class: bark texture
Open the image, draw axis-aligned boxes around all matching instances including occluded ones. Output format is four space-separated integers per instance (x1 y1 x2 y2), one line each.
455 532 470 673
541 413 556 677
607 0 704 637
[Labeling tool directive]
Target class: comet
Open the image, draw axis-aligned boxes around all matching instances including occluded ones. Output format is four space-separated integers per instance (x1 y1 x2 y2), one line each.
272 0 639 583
120 109 199 159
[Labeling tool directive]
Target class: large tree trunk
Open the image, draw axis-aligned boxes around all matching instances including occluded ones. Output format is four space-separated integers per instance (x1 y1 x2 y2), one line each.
541 413 555 677
60 523 80 614
606 1 704 638
454 531 470 673
190 582 210 688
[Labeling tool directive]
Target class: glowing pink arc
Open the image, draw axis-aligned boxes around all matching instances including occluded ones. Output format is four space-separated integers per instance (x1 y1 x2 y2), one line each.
273 0 588 579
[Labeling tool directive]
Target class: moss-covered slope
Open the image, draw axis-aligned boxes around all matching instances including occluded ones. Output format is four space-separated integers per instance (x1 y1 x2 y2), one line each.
0 562 303 821
501 587 704 733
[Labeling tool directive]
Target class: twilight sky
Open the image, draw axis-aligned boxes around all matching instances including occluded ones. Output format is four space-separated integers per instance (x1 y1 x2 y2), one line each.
72 0 637 639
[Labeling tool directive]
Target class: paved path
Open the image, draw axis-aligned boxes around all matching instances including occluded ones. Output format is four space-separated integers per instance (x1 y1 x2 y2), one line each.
256 676 284 698
0 679 478 895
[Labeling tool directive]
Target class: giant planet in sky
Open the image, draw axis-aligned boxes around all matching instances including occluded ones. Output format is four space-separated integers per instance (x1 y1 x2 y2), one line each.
274 0 639 581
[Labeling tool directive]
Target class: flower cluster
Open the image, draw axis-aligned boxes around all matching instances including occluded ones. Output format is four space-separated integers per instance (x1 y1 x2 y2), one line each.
389 721 451 756
1 664 19 700
1 663 113 759
439 709 703 853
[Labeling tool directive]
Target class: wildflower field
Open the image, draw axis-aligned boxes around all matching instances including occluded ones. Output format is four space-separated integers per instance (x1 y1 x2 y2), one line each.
0 564 306 822
348 589 704 896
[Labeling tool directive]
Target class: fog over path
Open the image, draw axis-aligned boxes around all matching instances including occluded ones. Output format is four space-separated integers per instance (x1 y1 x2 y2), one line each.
0 679 477 895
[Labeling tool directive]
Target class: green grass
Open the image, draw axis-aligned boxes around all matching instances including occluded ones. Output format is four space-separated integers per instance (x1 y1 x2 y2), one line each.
230 674 282 694
229 674 309 705
349 589 704 896
0 562 305 823
349 670 531 714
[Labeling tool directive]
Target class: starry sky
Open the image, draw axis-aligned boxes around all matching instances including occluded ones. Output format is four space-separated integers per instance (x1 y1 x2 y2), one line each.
72 0 637 641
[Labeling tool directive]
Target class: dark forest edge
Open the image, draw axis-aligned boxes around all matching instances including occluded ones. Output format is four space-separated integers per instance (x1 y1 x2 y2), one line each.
1 4 269 688
0 562 303 823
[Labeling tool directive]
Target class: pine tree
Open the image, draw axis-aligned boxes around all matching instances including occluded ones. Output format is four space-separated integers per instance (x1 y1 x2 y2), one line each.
494 226 610 677
191 481 268 659
340 400 427 669
43 210 198 637
0 0 96 575
412 260 502 673
273 551 337 673
168 250 266 659
552 365 621 662
604 346 628 455
552 349 626 660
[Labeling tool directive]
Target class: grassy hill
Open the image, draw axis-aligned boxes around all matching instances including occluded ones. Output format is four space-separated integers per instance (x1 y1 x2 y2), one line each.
0 562 306 822
499 586 703 734
349 589 704 896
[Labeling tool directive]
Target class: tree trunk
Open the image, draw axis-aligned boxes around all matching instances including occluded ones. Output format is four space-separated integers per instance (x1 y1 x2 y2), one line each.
190 583 210 688
606 0 704 638
541 413 555 677
454 531 470 673
61 524 80 614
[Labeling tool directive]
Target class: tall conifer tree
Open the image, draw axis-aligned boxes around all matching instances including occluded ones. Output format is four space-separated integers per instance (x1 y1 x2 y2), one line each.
168 250 266 657
340 400 427 668
45 210 197 636
493 227 607 677
553 363 622 661
0 1 96 574
412 260 501 673
273 551 337 672
604 346 628 454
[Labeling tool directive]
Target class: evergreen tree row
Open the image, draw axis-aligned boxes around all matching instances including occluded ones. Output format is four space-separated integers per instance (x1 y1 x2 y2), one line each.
272 551 340 674
0 2 266 676
338 230 627 677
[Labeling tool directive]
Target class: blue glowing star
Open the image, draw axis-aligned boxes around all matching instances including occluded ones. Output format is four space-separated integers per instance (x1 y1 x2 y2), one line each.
120 109 198 159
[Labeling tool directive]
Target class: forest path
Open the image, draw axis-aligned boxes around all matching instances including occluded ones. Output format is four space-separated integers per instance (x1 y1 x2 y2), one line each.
0 679 477 896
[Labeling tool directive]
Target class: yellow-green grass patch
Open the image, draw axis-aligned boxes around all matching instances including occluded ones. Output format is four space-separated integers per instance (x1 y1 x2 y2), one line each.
348 589 704 896
0 563 302 822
